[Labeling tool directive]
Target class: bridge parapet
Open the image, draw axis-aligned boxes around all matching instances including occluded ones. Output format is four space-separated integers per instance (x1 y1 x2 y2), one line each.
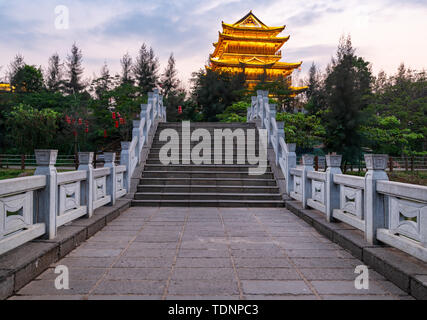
248 90 427 262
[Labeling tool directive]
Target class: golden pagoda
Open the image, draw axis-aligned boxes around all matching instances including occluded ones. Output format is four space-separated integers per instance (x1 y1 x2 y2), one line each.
208 11 306 94
0 83 14 93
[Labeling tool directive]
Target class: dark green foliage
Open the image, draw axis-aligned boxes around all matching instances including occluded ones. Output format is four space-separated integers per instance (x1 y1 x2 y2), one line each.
133 44 159 94
323 35 373 163
217 101 249 123
276 112 325 149
254 76 295 112
46 53 63 92
64 43 85 95
305 63 326 115
191 69 246 122
11 65 44 93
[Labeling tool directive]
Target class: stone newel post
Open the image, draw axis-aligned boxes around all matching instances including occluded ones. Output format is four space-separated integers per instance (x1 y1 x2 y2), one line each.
285 143 296 195
364 154 389 244
78 152 94 218
35 150 58 239
276 122 285 166
251 96 257 120
301 154 315 209
133 120 142 164
325 155 342 222
268 104 277 146
104 152 116 206
120 142 131 193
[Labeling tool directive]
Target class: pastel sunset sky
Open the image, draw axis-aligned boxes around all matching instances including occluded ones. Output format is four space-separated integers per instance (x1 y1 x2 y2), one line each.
1 0 426 87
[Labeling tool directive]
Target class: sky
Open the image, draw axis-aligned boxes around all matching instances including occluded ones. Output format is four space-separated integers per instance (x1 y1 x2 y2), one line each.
0 0 426 88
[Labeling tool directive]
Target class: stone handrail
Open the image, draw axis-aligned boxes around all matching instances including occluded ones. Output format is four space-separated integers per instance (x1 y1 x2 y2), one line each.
248 90 427 262
0 90 167 256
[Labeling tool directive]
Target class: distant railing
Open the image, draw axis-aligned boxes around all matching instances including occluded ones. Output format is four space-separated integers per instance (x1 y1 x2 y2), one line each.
0 89 167 256
0 154 121 170
248 90 427 262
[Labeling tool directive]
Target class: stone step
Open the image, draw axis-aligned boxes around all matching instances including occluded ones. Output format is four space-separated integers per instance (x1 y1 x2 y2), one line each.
150 141 260 147
138 178 278 186
141 171 274 179
137 185 280 193
131 199 284 207
157 123 256 128
134 192 282 201
145 159 268 165
142 164 271 172
148 147 263 153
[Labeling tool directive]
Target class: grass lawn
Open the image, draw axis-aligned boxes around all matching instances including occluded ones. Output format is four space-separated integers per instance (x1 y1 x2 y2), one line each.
0 169 35 180
0 168 71 180
344 170 427 186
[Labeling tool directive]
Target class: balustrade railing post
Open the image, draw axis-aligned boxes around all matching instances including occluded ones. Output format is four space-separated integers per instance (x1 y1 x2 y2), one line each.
251 96 257 120
133 120 141 164
257 90 263 118
120 142 131 193
148 92 155 123
158 94 163 120
285 143 297 195
262 95 269 129
364 154 389 244
104 152 116 206
276 122 285 166
301 154 315 209
325 155 342 222
268 104 277 146
141 104 148 139
78 152 94 218
35 150 58 239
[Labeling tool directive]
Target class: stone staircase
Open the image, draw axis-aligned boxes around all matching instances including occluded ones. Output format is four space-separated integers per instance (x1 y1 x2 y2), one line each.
132 122 283 207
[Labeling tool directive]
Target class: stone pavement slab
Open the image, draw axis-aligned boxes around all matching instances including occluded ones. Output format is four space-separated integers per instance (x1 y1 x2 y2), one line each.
10 207 414 300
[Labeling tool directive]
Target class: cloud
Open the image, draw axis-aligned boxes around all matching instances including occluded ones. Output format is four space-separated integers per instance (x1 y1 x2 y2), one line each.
0 0 426 86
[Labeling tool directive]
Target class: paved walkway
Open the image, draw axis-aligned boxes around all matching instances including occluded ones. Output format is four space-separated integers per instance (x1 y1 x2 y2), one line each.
11 207 412 300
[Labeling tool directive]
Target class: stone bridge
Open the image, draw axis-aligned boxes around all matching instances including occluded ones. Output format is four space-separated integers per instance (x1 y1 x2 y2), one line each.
0 90 426 300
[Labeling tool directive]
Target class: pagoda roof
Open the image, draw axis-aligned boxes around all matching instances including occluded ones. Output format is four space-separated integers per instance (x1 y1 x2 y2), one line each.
210 58 302 70
222 11 285 33
215 32 290 45
212 32 289 58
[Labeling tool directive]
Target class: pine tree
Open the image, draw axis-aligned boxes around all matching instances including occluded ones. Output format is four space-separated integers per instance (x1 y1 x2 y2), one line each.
160 53 179 98
305 63 326 114
92 62 113 99
120 52 133 85
324 35 373 163
64 43 85 95
7 54 25 82
46 53 63 92
133 44 159 94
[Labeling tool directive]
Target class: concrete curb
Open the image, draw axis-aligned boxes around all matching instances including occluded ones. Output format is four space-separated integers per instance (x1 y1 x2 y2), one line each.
284 199 427 300
0 198 131 300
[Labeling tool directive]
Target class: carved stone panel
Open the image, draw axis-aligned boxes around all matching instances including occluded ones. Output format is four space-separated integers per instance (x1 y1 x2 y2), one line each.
0 191 33 237
340 186 363 219
59 182 81 216
94 176 107 201
390 197 426 242
116 172 124 193
294 176 302 196
312 180 325 204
